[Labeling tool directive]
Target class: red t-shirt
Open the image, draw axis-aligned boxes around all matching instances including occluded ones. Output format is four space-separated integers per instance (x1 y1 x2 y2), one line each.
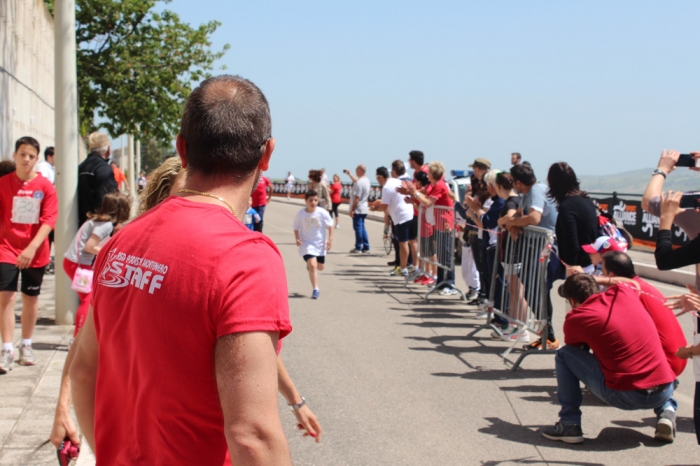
251 176 271 207
563 285 675 391
330 182 342 204
412 165 429 215
91 197 292 465
112 165 126 186
419 184 434 237
428 179 455 230
0 173 58 267
634 277 687 376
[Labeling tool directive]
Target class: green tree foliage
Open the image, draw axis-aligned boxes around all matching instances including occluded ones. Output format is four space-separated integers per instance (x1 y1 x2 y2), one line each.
44 0 228 144
140 139 175 173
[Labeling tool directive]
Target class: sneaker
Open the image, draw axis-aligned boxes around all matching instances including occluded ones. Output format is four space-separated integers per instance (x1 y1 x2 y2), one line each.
465 289 479 301
361 249 371 254
467 297 484 306
407 270 423 281
523 338 560 351
18 344 36 366
655 409 676 443
438 287 459 296
311 289 320 299
422 277 435 286
542 422 584 444
0 349 13 374
387 260 398 266
335 224 339 229
490 324 508 338
407 266 416 274
414 275 428 284
390 266 401 276
500 330 530 343
350 249 362 254
475 311 489 319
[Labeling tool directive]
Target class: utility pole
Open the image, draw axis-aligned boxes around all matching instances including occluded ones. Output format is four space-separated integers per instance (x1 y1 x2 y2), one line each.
54 0 80 324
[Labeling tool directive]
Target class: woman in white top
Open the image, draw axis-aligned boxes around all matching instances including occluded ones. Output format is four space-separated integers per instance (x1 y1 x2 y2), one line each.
63 191 130 336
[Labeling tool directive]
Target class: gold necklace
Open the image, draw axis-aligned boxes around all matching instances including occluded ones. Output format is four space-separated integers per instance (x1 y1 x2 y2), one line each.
178 189 237 217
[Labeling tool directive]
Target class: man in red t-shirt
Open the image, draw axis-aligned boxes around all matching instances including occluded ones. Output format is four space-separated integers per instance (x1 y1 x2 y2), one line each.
251 175 272 232
0 137 58 373
70 76 293 465
542 274 677 445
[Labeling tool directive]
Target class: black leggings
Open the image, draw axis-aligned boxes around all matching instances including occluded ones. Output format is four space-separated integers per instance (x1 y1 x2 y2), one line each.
331 202 340 219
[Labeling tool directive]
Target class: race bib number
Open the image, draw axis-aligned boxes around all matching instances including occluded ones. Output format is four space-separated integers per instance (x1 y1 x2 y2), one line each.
12 197 41 224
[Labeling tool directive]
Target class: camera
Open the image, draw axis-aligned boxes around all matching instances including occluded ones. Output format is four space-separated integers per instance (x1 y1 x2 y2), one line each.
676 154 700 168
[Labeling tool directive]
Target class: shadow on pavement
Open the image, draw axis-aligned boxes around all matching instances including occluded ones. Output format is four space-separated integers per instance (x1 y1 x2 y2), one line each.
481 458 603 466
612 416 696 434
433 368 555 381
499 384 558 404
32 342 68 352
479 417 665 452
403 312 468 320
288 293 307 299
410 344 506 356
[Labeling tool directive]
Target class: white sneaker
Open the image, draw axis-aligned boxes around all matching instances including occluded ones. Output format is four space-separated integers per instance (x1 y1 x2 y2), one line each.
500 331 530 342
475 311 489 319
438 287 459 296
0 349 13 374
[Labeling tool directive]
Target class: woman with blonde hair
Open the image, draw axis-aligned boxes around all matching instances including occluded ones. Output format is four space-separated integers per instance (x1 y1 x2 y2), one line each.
137 157 185 215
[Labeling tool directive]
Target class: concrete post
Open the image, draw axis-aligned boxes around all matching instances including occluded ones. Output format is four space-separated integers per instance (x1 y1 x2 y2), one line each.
54 0 80 324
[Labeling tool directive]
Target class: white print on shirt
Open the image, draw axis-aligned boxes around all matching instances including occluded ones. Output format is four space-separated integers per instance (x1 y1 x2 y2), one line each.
304 216 320 230
98 247 168 295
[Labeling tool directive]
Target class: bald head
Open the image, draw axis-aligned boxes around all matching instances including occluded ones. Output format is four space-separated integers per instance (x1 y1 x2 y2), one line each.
180 75 271 180
356 164 366 176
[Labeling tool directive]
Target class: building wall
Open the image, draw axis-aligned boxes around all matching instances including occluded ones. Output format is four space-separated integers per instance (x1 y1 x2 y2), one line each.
0 0 54 160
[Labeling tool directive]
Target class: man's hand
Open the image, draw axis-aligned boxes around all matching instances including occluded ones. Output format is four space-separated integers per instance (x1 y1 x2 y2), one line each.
16 244 38 269
50 409 80 449
676 345 694 360
293 405 323 443
403 180 418 195
349 210 355 218
657 150 681 174
396 180 411 195
660 190 684 221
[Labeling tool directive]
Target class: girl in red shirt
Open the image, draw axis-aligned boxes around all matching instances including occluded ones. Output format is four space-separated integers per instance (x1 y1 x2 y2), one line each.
329 174 342 229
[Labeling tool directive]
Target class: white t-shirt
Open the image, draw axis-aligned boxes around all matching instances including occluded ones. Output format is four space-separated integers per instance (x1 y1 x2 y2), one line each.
381 178 413 225
293 207 334 256
285 175 295 186
64 219 113 265
35 161 55 184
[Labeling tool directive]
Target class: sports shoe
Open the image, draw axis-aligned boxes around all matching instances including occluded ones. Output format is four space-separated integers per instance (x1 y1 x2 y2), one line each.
523 338 560 351
335 224 339 229
387 260 398 266
407 270 423 281
542 422 584 444
349 249 362 254
311 289 320 299
18 344 36 366
390 266 401 275
467 297 485 306
655 409 676 443
414 275 429 284
490 324 509 339
438 287 459 296
465 289 479 301
361 249 371 254
475 311 489 319
500 330 530 343
407 266 416 274
0 349 13 374
422 277 435 286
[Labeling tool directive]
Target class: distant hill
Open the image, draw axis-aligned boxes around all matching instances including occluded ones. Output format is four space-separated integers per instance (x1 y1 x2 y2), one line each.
579 167 700 195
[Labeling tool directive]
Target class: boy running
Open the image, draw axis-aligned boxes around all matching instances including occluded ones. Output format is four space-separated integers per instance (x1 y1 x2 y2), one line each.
0 137 58 372
293 190 334 299
244 197 261 231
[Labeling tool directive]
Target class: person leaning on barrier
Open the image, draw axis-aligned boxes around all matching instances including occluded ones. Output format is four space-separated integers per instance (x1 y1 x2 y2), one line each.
542 273 678 444
78 132 118 226
463 158 491 305
505 163 561 350
405 161 458 295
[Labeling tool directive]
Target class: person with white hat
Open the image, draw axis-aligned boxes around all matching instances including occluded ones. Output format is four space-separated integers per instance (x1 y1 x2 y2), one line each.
77 132 118 226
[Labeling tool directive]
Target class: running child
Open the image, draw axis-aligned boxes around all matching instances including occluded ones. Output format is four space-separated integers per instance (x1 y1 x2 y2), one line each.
0 137 58 372
244 197 261 231
293 189 334 299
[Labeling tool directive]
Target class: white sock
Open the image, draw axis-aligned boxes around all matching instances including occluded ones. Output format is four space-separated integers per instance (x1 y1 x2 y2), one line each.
400 268 407 273
3 343 13 352
314 288 319 291
21 339 31 347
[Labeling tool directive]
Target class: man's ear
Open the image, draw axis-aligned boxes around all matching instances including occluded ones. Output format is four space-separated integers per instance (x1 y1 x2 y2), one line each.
257 138 275 172
176 134 188 169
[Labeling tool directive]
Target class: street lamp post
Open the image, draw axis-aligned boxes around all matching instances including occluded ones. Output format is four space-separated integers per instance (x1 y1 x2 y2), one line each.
54 0 80 324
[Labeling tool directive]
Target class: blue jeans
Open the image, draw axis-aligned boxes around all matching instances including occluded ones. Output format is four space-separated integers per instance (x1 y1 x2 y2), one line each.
555 345 677 425
352 214 369 251
253 205 266 233
486 246 507 325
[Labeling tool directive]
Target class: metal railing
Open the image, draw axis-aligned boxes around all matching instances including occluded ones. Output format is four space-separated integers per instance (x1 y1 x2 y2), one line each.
468 225 556 370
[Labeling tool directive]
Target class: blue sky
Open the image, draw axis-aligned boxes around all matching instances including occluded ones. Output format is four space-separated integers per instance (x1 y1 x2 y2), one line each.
123 1 700 181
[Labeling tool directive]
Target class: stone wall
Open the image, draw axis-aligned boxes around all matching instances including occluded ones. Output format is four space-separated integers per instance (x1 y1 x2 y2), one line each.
0 0 54 160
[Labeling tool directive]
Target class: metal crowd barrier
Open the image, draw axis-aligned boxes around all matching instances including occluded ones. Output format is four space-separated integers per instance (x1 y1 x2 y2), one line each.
413 204 466 301
467 225 555 371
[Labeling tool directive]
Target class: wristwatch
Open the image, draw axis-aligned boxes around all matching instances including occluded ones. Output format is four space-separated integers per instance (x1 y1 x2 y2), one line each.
289 397 306 411
652 168 667 179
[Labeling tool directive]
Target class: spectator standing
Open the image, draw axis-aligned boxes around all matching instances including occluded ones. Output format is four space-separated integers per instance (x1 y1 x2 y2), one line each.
69 75 293 464
510 152 521 167
78 132 118 226
547 162 598 274
542 274 677 444
137 171 147 192
293 189 334 299
330 174 342 229
36 146 55 184
251 174 272 233
110 162 128 194
0 137 58 372
463 158 491 304
285 171 295 199
63 192 130 337
404 151 428 276
308 170 331 211
345 164 370 253
506 163 561 350
320 168 329 185
411 171 437 285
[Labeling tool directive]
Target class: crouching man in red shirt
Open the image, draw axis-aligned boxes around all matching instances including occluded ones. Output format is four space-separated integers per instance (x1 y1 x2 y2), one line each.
70 76 293 465
542 274 677 444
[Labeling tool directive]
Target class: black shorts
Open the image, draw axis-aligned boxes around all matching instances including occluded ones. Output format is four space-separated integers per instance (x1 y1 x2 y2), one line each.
409 216 418 240
421 235 435 258
303 255 326 264
394 220 414 243
0 263 46 296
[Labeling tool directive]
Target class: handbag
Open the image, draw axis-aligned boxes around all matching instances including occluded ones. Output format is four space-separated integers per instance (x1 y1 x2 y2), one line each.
70 225 94 293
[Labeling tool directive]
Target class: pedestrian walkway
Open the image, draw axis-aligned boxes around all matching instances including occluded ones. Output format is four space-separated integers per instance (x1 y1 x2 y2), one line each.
2 200 698 465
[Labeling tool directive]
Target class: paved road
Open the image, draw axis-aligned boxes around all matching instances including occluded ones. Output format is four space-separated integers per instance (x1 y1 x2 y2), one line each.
266 200 700 466
1 199 698 465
